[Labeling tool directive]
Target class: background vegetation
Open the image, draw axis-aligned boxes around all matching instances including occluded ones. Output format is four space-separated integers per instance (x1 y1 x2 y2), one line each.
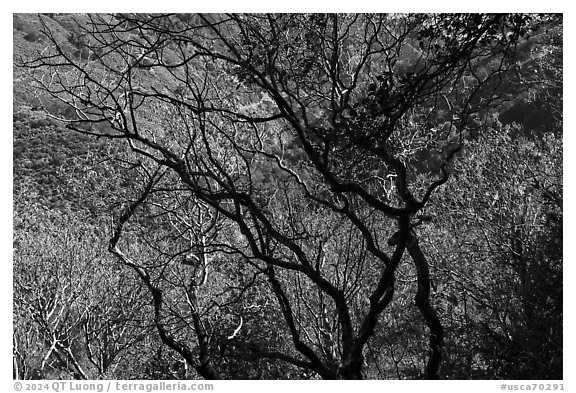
13 13 562 380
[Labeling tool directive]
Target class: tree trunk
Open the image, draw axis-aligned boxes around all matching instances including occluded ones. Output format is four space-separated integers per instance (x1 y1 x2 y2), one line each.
406 231 444 379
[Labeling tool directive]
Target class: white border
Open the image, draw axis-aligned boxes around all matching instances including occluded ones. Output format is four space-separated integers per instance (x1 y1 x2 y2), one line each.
4 5 573 391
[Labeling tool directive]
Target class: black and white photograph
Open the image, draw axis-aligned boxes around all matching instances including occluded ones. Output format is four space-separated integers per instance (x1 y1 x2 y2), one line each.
12 12 563 382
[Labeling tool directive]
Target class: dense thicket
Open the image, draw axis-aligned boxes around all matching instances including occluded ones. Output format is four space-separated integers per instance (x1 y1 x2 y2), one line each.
13 13 562 380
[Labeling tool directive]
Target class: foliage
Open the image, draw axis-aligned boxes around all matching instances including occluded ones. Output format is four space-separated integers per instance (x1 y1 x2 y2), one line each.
13 200 155 379
419 123 562 378
13 13 562 380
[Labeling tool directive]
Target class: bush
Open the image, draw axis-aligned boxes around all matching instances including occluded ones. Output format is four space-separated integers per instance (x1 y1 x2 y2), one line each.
23 31 40 42
30 118 51 129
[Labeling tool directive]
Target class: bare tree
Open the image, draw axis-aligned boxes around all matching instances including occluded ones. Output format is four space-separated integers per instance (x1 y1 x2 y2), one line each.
13 201 150 379
19 13 532 379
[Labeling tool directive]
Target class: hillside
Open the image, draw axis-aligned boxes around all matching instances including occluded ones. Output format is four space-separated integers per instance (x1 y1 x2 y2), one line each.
13 13 562 212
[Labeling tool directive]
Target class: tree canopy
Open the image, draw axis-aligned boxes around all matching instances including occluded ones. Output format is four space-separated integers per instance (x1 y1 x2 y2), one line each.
14 13 562 380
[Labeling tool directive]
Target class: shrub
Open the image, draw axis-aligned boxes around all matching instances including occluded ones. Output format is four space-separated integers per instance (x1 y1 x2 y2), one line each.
30 118 51 129
23 31 40 42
